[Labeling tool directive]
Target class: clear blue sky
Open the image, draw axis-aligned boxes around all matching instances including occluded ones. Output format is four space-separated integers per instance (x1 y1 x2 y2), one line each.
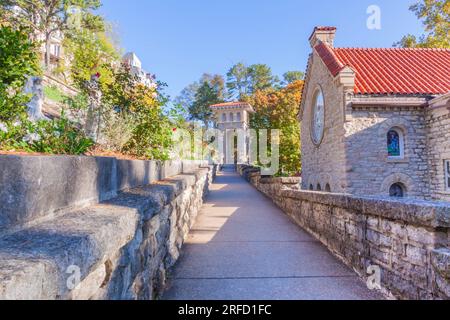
99 0 424 99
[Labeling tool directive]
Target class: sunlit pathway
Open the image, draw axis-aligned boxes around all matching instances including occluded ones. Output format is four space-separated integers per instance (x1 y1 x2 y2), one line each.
163 169 382 300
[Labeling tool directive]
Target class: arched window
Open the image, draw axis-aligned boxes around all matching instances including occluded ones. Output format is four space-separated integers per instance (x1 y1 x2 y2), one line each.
389 183 405 198
309 184 314 190
237 112 241 122
387 128 404 158
230 113 234 122
222 113 227 122
325 184 331 192
317 184 322 191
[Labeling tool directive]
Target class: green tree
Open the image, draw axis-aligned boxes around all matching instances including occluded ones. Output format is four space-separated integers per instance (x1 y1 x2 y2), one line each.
396 0 450 48
226 62 250 99
63 26 119 89
282 71 304 84
245 80 304 176
2 0 104 68
189 80 224 127
0 26 40 121
248 64 279 93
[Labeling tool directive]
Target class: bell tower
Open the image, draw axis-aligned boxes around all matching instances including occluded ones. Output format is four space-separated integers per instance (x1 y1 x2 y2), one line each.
210 102 255 166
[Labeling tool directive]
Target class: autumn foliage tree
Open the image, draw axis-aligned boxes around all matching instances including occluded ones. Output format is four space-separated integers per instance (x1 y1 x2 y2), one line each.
397 0 450 48
244 80 303 176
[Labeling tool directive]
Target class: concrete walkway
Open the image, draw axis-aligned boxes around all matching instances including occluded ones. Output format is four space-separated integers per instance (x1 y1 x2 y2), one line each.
163 170 382 300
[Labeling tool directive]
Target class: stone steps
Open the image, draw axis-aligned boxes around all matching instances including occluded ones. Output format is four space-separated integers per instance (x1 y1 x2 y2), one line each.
0 167 215 300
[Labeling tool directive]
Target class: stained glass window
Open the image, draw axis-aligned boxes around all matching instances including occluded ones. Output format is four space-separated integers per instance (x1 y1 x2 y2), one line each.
445 160 450 190
389 183 404 198
387 129 401 157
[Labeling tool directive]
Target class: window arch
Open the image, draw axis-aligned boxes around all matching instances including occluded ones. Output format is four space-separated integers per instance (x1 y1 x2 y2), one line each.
309 184 314 191
325 183 331 192
389 183 406 198
387 127 405 158
317 184 322 191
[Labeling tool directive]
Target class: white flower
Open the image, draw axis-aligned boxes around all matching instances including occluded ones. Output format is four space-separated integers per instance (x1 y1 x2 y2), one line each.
23 133 41 143
0 123 7 133
151 92 158 99
54 131 61 138
13 121 21 127
6 86 16 98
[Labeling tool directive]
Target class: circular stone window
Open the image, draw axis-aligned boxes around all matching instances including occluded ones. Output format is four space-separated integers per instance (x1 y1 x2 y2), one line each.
311 88 325 146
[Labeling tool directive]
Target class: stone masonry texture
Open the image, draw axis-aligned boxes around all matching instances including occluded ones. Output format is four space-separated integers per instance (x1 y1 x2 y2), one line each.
0 156 216 300
300 47 450 200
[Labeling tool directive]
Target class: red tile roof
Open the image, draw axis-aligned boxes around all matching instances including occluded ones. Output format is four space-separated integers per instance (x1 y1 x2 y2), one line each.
210 102 252 109
314 41 450 95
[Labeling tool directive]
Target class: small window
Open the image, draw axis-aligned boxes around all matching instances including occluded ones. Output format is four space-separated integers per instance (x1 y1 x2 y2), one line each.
387 128 404 158
222 113 227 122
237 112 241 122
230 113 234 122
317 184 322 191
325 184 331 192
389 183 405 198
445 160 450 191
309 184 314 190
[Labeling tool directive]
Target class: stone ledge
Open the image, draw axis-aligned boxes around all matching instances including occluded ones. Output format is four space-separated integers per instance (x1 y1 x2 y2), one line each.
0 155 208 235
0 167 213 300
281 189 450 228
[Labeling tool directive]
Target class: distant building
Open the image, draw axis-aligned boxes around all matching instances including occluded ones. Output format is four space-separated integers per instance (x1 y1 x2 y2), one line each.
122 52 156 88
9 5 63 72
300 26 450 201
210 102 255 165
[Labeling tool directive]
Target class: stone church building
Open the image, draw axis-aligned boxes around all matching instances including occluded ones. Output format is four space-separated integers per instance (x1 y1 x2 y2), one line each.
300 27 450 201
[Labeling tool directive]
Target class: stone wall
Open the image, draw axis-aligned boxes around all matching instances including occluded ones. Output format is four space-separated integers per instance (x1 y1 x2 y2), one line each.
0 156 215 300
427 99 450 202
344 107 429 198
300 51 347 193
239 165 450 300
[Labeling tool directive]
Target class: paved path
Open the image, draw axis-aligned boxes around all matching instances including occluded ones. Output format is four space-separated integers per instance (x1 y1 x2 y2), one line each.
163 170 382 300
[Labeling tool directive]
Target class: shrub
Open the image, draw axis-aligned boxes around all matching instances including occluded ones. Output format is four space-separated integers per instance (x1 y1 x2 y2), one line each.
0 26 40 121
0 113 94 155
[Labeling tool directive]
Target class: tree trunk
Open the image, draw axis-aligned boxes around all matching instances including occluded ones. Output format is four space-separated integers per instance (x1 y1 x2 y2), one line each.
45 33 51 70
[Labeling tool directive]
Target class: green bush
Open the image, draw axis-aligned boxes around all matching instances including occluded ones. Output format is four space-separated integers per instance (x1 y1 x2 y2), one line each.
0 26 40 121
0 114 94 155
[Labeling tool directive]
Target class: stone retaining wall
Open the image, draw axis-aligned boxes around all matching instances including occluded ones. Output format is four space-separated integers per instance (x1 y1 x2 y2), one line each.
0 155 207 235
238 165 450 300
0 156 215 300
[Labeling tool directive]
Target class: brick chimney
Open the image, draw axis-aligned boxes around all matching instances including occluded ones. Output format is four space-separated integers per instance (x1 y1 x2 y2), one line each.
309 26 337 48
